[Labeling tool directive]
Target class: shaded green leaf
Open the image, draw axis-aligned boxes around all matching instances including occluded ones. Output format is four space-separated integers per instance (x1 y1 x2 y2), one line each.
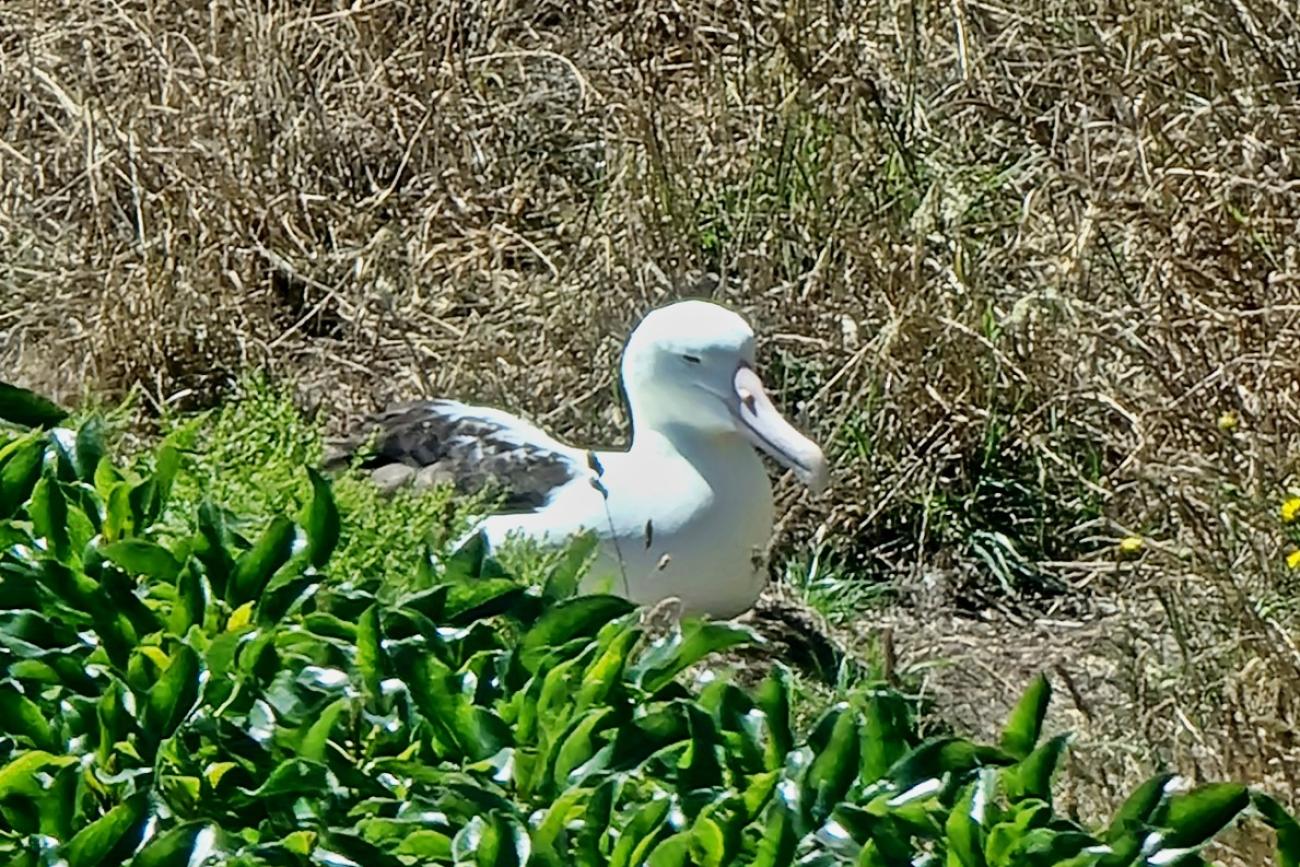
73 419 107 482
0 382 68 429
63 791 148 867
131 821 209 867
0 434 45 518
142 644 201 742
0 684 57 751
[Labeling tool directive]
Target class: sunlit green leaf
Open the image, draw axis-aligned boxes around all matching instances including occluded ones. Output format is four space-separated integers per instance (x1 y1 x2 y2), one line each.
228 515 297 605
101 539 183 581
1155 782 1250 851
1000 673 1051 760
630 619 758 695
302 467 340 568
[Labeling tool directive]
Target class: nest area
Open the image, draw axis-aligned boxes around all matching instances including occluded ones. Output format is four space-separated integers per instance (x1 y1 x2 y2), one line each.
3 1 1300 859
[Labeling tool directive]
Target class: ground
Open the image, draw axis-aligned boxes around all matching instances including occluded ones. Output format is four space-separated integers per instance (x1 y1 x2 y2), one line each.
3 0 1300 860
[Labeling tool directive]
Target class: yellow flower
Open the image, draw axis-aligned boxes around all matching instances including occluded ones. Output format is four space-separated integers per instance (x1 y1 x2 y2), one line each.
1287 550 1300 570
1282 498 1300 524
1118 536 1144 556
1216 411 1238 431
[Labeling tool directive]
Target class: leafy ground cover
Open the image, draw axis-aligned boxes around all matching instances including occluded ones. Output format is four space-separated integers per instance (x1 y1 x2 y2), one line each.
2 384 1298 865
6 1 1300 860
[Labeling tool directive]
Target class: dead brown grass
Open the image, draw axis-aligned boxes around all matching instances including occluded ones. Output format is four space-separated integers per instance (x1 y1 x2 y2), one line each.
4 0 1300 854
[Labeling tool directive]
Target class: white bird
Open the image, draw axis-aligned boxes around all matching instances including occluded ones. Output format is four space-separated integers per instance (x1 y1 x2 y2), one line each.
328 300 828 618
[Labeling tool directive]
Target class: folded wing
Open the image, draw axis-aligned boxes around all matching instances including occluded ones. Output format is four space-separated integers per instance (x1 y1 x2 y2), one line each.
323 400 592 513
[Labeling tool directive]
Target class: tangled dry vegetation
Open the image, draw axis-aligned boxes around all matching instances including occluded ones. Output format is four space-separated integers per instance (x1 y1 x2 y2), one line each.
3 0 1300 859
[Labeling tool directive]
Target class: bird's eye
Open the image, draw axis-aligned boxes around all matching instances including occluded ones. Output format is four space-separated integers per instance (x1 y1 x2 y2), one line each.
681 354 702 364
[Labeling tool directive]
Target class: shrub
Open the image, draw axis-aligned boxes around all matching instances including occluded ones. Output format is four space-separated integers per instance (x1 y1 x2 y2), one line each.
0 382 1296 866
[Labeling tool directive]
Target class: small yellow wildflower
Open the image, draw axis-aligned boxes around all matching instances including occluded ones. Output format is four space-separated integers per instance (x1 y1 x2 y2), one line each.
1282 498 1300 524
1288 550 1300 570
1216 411 1238 431
1118 536 1144 557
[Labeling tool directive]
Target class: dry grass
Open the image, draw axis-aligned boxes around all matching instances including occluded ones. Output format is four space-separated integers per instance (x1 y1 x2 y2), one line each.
3 0 1300 855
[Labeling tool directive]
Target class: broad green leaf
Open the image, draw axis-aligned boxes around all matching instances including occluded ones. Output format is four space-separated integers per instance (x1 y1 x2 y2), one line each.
1251 791 1300 867
356 603 387 705
0 751 78 799
947 770 995 867
752 797 798 867
0 685 57 751
631 619 758 695
1155 782 1250 850
104 481 134 541
0 382 68 428
679 702 725 795
101 539 183 581
302 467 340 568
542 531 598 600
440 530 491 582
62 791 148 867
802 705 861 827
142 644 201 742
520 595 636 673
407 654 511 762
131 821 209 867
1105 773 1174 841
397 830 455 859
644 830 693 867
1004 733 1070 804
1000 673 1051 760
300 696 350 761
445 578 525 623
889 737 1014 791
29 471 71 562
242 758 331 800
72 419 107 482
195 500 237 598
862 688 912 784
227 515 297 605
171 567 206 634
552 709 611 790
609 799 671 867
690 813 729 867
0 434 45 517
756 667 794 771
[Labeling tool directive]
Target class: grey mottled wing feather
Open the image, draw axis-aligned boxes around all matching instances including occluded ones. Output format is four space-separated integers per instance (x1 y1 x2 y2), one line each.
323 400 585 512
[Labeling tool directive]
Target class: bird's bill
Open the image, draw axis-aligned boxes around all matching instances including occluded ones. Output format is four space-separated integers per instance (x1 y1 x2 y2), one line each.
730 365 828 494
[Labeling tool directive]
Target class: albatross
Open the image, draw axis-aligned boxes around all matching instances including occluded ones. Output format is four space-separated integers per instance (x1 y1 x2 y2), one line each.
327 300 828 618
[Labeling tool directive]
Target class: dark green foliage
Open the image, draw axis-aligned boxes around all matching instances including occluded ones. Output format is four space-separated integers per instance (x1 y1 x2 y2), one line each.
0 401 1296 866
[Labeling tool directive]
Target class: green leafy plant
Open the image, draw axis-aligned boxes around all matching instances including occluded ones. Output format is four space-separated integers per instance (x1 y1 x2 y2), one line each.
0 382 1297 866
